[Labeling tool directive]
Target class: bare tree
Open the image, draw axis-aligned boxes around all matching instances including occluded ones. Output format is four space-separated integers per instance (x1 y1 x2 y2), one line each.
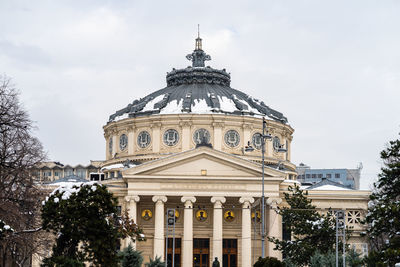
0 75 50 266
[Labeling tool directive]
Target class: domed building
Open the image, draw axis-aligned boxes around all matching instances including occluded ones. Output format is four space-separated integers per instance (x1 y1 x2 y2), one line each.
101 35 369 267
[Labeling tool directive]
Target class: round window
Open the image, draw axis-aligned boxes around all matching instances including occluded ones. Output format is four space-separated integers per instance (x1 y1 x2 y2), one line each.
137 131 151 148
193 128 211 144
252 133 262 150
163 129 179 146
108 137 113 155
224 130 240 147
273 136 281 151
119 134 128 151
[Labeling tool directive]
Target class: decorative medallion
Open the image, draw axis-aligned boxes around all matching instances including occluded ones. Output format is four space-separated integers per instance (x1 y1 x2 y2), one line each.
195 209 208 222
163 129 179 146
252 133 262 150
273 136 281 151
119 134 128 151
141 209 153 221
108 137 113 155
173 210 180 222
224 210 235 222
347 210 361 224
137 131 151 148
193 128 211 144
224 130 240 147
251 211 261 223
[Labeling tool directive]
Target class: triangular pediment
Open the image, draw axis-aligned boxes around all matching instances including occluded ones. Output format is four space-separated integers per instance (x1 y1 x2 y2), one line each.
123 146 284 179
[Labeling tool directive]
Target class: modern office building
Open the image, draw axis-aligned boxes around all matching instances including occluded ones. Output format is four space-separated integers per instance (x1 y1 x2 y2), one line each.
296 162 362 189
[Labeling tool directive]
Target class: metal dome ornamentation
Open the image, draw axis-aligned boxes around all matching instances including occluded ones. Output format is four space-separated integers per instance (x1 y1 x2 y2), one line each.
108 36 288 124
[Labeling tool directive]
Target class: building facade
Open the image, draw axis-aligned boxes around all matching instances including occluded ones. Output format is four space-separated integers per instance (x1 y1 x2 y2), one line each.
31 36 369 267
33 161 102 182
95 35 370 267
296 162 362 189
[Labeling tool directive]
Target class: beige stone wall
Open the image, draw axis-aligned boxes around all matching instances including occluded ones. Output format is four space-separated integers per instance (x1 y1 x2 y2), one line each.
103 114 295 171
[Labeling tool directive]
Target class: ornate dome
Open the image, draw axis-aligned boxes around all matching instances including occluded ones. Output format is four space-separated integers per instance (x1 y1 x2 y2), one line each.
108 36 288 124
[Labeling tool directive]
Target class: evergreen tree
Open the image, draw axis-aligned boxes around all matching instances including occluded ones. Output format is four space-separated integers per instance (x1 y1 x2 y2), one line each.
253 256 284 267
310 249 362 267
119 244 143 267
41 182 143 266
145 256 164 267
267 185 337 266
365 136 400 266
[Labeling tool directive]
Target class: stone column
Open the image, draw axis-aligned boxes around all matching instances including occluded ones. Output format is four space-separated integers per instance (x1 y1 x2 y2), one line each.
181 196 196 267
266 198 282 260
124 195 140 249
211 197 226 266
239 197 254 267
152 195 167 259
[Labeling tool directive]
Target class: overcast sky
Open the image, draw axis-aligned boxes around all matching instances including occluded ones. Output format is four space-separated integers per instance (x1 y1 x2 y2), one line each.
1 1 399 189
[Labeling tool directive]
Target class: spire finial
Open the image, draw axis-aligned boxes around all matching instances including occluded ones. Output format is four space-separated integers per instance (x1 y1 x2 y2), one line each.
195 24 202 50
186 27 211 67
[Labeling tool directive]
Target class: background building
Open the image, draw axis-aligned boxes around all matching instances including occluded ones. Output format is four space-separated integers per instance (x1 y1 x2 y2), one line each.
33 161 102 182
296 162 362 189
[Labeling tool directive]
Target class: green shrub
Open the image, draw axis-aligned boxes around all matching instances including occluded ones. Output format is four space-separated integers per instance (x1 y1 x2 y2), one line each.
119 244 143 267
145 256 164 267
253 256 284 267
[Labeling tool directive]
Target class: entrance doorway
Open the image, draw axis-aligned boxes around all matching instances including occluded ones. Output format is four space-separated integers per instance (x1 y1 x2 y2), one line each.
166 238 181 267
193 238 210 267
223 239 237 267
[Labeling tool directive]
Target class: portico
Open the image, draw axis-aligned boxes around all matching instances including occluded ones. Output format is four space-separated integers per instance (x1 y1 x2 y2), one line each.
110 146 288 267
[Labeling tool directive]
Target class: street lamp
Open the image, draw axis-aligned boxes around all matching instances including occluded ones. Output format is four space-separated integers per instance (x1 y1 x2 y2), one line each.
245 117 286 258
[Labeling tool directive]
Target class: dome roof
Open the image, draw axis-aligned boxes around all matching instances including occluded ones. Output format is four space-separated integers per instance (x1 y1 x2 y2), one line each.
108 37 288 124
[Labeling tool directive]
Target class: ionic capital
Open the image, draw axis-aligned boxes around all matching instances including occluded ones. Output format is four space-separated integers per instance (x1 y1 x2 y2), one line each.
266 197 282 208
239 197 255 208
242 123 253 130
150 122 162 129
181 196 196 208
179 121 193 127
125 195 140 203
211 196 226 205
212 122 225 128
152 195 167 203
